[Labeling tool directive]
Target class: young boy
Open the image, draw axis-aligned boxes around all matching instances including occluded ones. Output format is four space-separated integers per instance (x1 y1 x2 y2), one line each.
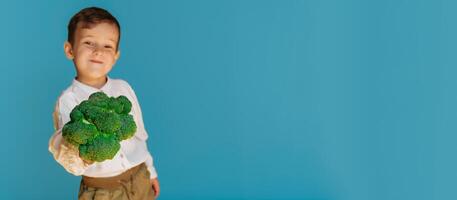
48 7 160 200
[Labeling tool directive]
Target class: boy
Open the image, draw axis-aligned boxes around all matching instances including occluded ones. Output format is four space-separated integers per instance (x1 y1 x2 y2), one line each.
48 7 160 200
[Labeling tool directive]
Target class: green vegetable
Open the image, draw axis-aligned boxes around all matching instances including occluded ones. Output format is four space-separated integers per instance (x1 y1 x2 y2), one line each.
62 92 137 162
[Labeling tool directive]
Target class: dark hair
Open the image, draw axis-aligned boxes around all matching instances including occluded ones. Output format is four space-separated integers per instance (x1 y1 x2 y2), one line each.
67 7 121 50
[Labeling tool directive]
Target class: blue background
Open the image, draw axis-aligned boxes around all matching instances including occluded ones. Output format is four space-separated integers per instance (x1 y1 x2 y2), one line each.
0 0 453 199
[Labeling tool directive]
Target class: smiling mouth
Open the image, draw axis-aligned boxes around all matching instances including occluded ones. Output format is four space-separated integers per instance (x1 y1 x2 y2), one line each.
90 59 103 64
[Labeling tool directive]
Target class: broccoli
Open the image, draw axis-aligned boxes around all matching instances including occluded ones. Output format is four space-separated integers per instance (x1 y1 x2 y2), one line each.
62 91 137 162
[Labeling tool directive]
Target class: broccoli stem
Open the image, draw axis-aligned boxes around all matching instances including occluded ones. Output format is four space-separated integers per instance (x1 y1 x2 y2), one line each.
82 118 92 125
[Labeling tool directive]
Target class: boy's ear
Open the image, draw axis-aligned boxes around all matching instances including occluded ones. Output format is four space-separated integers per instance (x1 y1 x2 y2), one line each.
115 50 121 61
63 41 74 60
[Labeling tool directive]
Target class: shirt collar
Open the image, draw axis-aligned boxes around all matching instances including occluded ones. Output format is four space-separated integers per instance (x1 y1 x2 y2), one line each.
72 76 112 95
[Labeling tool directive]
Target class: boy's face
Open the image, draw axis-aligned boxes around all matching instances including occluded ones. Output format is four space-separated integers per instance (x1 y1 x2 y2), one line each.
64 22 120 81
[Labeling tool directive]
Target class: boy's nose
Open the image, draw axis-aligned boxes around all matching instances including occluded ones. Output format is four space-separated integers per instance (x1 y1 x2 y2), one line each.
93 48 103 56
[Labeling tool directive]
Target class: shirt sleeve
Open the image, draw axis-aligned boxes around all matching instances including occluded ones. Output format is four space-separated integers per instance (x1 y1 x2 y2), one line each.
125 82 149 141
123 81 158 179
145 151 158 179
48 98 93 176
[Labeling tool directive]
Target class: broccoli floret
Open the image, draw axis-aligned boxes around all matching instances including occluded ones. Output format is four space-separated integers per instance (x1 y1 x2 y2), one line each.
83 106 121 133
89 93 112 110
79 133 121 162
105 97 122 114
89 92 109 102
116 95 132 114
116 114 137 140
62 91 137 162
62 120 97 145
69 106 84 122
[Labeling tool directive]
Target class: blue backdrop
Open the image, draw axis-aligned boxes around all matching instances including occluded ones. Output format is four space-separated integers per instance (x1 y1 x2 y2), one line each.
0 0 454 199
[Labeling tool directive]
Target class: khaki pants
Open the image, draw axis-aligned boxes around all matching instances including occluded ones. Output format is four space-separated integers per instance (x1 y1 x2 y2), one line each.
78 163 155 200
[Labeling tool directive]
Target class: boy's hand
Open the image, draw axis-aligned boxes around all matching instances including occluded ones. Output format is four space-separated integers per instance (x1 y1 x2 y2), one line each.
61 138 94 165
81 157 94 165
150 178 160 199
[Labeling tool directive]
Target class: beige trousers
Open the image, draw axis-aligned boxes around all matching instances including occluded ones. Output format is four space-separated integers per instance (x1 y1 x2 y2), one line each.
78 164 155 200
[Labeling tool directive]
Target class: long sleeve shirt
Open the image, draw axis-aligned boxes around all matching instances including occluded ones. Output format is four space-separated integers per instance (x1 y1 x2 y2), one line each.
48 76 158 179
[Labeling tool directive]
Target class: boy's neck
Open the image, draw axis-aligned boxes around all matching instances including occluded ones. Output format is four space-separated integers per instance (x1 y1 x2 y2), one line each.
76 76 107 89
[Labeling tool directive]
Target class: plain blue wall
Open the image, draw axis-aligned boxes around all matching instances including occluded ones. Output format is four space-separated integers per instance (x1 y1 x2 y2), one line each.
0 0 454 199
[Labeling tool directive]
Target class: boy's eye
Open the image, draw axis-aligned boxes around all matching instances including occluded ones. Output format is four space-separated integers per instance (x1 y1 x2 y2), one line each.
104 45 112 49
84 41 94 46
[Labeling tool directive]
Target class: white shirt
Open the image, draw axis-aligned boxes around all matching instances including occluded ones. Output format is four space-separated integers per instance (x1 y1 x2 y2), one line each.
48 76 158 179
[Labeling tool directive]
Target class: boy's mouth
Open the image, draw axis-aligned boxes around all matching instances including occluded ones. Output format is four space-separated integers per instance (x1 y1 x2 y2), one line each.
90 59 103 64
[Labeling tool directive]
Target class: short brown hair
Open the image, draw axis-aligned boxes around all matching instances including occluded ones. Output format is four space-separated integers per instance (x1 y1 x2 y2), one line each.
67 7 121 50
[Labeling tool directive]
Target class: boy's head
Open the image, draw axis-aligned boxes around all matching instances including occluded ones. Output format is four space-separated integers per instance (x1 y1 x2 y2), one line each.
64 7 121 83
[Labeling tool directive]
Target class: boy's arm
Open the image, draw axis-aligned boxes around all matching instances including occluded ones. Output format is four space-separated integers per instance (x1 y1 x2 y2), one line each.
123 81 158 179
48 99 93 175
125 81 149 141
145 152 158 179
